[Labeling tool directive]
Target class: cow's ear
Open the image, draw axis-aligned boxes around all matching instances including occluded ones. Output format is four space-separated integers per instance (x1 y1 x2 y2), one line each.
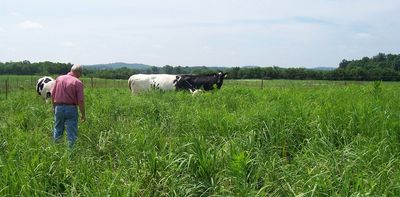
224 73 228 78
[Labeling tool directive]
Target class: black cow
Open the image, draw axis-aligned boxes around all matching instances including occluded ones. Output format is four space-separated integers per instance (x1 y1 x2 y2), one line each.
176 72 228 91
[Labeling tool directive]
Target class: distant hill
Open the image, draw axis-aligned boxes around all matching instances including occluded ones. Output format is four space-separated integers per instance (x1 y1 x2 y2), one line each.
188 66 229 71
242 65 336 71
241 65 260 68
85 62 152 70
84 62 336 71
85 63 230 72
309 67 336 71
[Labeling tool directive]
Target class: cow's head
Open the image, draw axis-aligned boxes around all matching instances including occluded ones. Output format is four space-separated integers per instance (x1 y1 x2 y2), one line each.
216 71 228 89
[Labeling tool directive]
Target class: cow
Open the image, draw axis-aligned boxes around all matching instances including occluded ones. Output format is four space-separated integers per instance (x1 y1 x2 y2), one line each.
176 71 228 91
36 76 55 102
128 72 227 95
128 74 182 94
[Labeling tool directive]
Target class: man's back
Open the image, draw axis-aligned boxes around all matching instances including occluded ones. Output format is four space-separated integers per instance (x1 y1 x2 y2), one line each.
52 72 84 105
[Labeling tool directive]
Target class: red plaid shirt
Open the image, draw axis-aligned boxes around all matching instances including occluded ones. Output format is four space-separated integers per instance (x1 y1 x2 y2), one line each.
52 72 84 105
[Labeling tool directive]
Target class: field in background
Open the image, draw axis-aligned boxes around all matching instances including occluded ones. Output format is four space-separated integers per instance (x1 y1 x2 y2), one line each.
1 76 400 195
0 75 127 94
0 75 379 95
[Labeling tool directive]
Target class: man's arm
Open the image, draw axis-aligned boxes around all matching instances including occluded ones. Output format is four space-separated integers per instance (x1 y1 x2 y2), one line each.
51 81 57 113
76 81 85 122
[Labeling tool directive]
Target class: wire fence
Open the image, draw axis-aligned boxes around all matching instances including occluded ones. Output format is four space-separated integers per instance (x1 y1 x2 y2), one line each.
0 75 393 100
0 77 308 94
0 76 128 99
80 77 127 89
224 78 374 89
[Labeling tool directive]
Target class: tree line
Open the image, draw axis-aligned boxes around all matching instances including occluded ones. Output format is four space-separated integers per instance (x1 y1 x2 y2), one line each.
1 53 400 80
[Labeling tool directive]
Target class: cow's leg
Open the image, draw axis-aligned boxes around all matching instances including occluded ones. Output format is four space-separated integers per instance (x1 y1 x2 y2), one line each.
190 89 202 95
203 84 213 91
45 92 51 103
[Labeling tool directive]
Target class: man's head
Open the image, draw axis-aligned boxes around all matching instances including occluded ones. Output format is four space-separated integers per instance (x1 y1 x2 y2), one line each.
71 64 83 78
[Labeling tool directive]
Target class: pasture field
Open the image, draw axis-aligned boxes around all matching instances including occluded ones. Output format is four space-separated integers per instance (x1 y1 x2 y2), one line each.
1 77 400 196
0 75 126 94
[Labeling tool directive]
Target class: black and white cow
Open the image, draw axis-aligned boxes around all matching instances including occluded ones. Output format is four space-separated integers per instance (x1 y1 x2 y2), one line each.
176 72 228 91
128 72 227 95
36 76 55 102
128 74 182 94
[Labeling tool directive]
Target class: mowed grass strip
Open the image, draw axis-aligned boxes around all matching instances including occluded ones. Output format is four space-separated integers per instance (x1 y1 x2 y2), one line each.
0 80 400 196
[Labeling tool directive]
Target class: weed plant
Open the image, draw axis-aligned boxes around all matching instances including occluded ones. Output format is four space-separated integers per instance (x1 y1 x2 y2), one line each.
0 80 399 196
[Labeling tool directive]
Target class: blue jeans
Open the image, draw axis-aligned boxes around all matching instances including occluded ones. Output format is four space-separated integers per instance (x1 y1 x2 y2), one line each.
53 105 78 148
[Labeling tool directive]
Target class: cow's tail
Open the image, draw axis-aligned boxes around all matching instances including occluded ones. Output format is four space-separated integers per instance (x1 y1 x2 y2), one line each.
128 77 133 92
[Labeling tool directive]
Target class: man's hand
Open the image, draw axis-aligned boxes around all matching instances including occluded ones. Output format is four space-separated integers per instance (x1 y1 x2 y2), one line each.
78 101 85 123
81 115 86 122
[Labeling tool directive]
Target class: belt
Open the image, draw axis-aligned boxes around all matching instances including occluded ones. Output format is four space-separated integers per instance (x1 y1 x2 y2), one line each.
55 103 77 106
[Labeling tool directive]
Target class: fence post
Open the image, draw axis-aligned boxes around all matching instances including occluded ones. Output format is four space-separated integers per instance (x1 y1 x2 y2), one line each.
5 79 8 99
91 77 94 88
261 78 264 89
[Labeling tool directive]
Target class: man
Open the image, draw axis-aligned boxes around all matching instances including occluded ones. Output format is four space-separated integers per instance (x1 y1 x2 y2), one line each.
51 64 86 148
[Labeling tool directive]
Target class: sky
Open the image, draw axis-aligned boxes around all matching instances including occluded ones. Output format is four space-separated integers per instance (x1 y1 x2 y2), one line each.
1 0 399 68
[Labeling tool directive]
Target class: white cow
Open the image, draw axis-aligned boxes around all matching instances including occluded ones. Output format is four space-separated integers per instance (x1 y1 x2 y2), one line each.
36 76 55 102
128 74 180 94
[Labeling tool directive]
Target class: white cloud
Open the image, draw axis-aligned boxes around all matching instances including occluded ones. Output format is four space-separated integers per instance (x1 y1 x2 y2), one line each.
18 20 44 30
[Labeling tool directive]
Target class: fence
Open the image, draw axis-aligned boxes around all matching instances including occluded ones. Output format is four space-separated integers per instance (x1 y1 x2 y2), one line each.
224 78 378 90
0 75 391 100
0 76 128 99
80 77 127 89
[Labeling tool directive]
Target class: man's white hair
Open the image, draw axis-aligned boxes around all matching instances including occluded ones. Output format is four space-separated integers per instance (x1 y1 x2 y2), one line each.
71 64 83 74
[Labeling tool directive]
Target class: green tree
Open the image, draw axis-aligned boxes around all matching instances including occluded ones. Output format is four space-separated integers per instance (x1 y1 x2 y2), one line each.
339 59 350 69
163 65 174 74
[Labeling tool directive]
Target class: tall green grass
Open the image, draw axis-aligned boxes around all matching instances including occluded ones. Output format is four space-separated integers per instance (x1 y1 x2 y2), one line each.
1 80 399 196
